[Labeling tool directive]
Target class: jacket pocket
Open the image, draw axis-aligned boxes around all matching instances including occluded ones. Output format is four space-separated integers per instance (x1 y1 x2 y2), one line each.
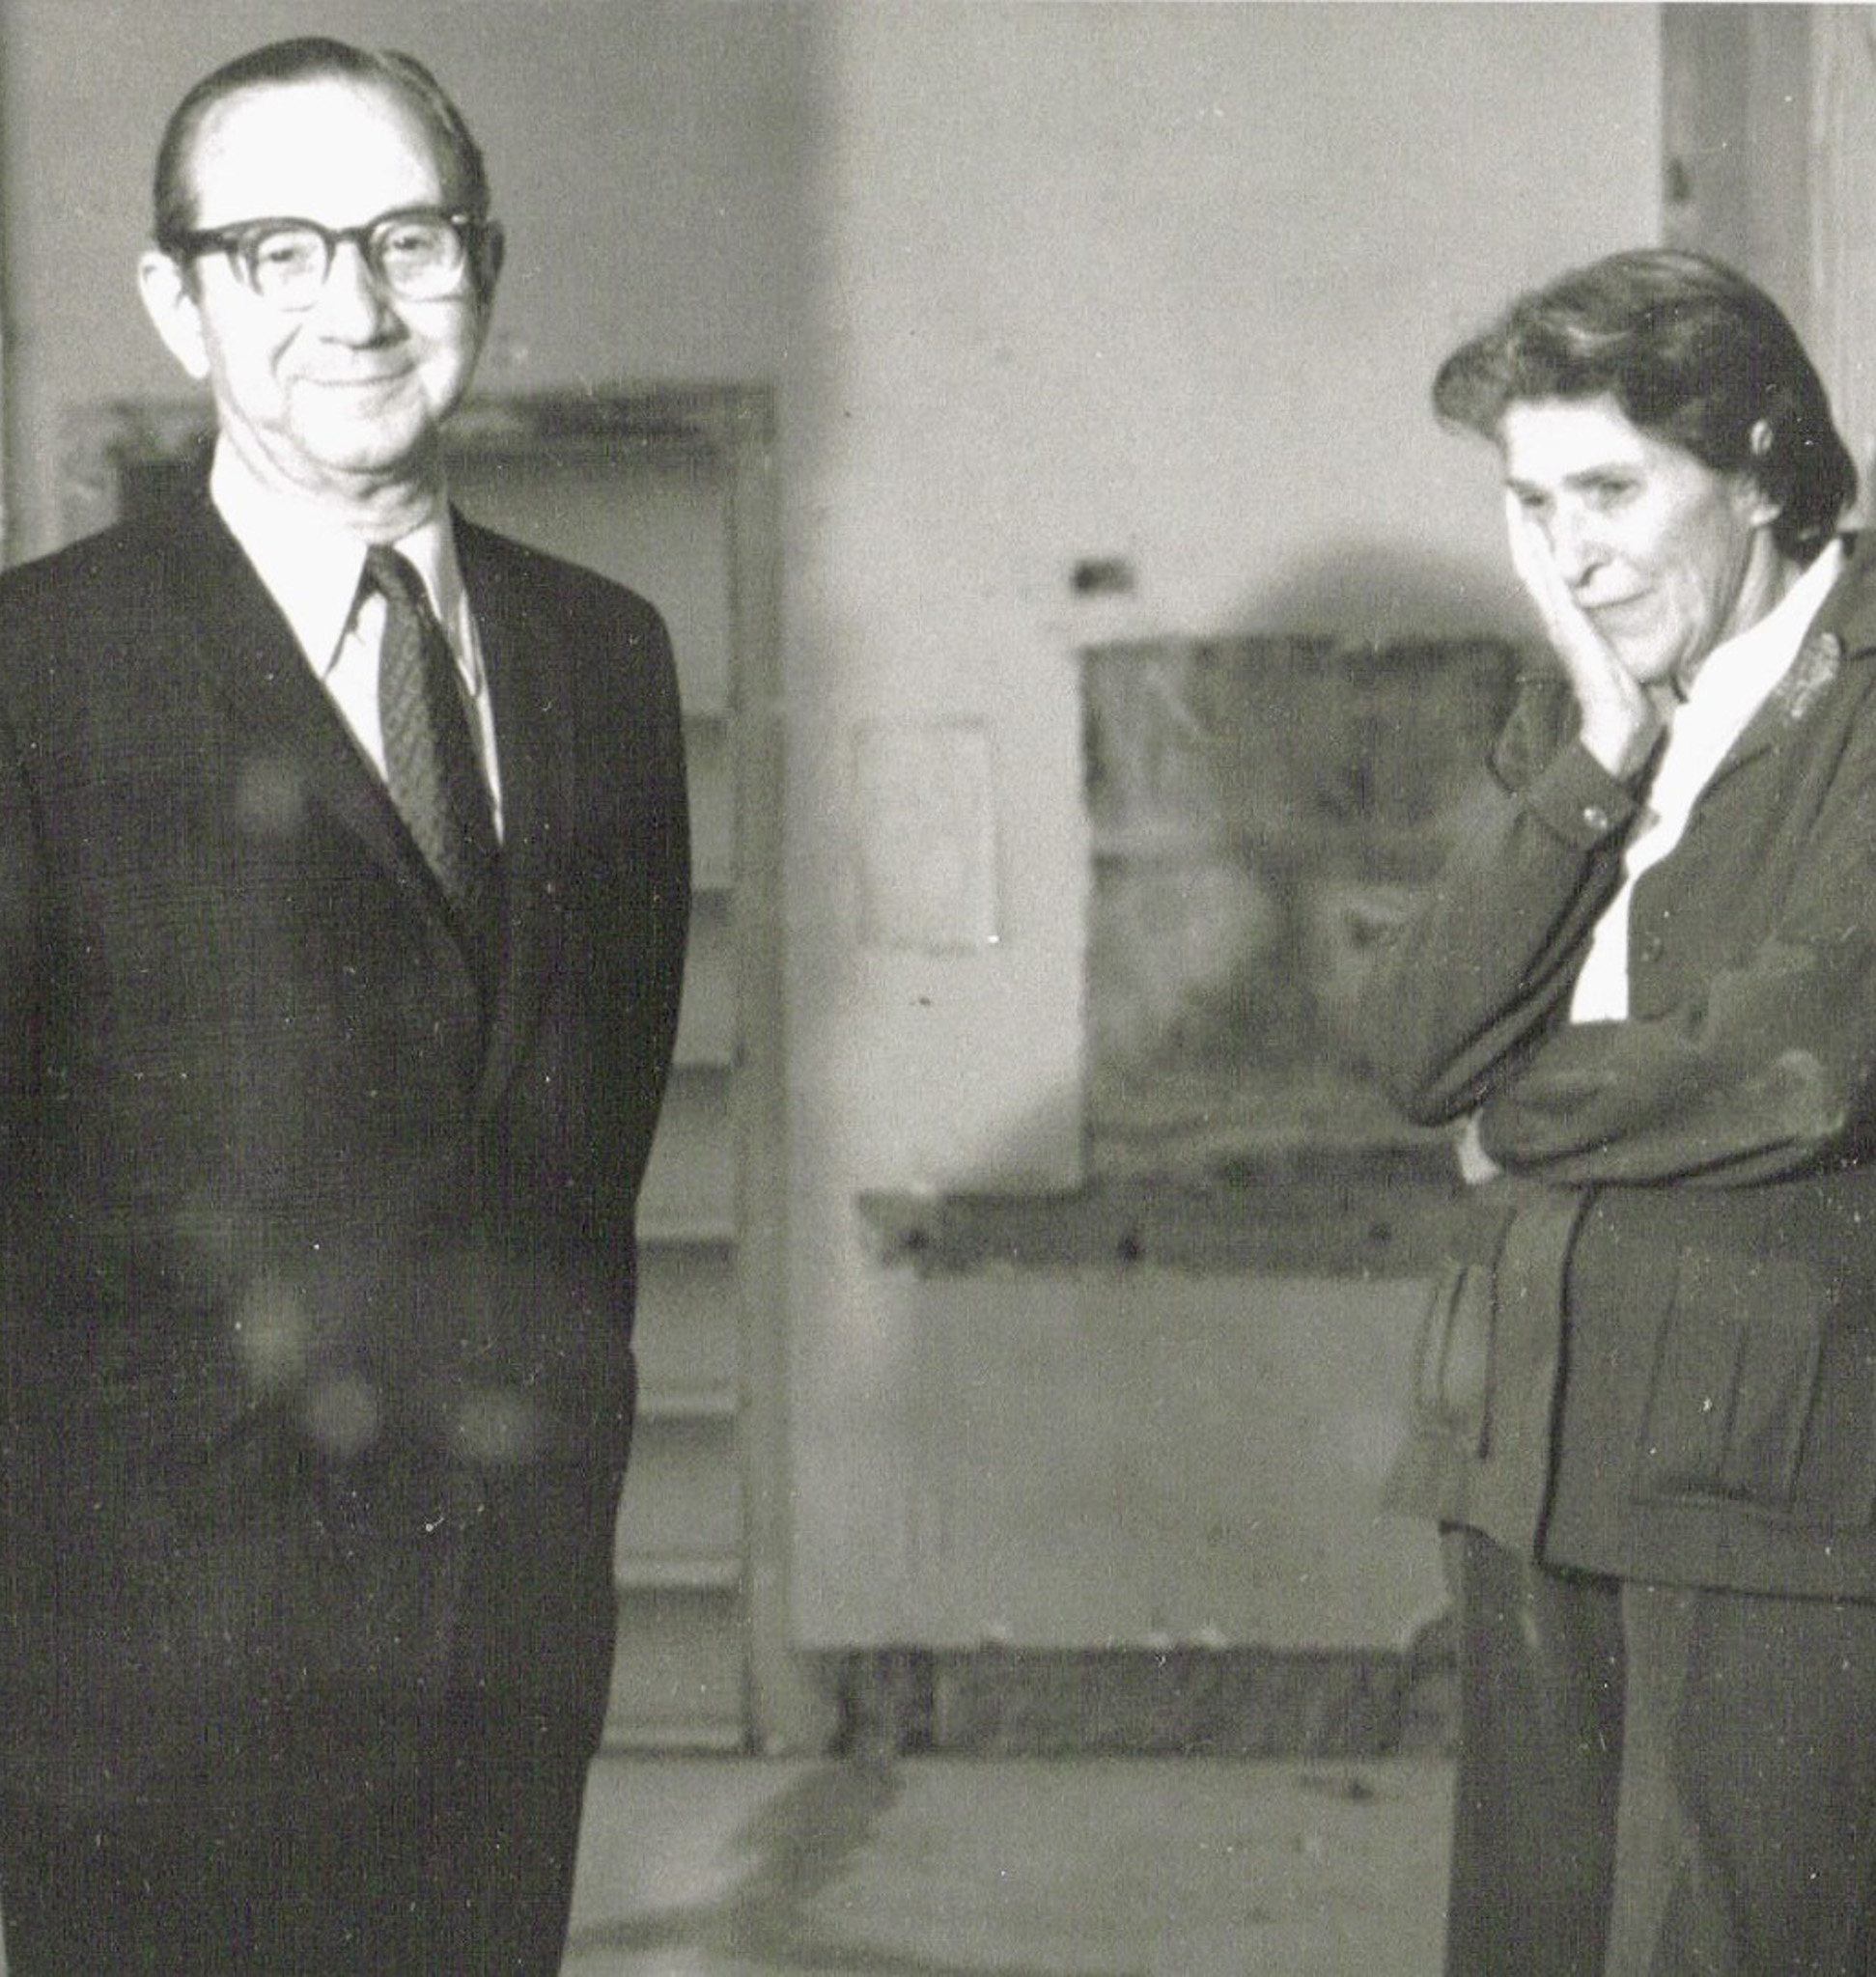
1632 1251 1876 1526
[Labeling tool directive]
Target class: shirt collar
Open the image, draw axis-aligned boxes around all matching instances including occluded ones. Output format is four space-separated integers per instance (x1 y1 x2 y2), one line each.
208 440 478 691
1676 537 1846 726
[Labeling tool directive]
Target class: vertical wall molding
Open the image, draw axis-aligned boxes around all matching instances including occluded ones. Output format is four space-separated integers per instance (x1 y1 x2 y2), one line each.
1661 6 1812 335
1811 10 1876 515
1661 5 1876 521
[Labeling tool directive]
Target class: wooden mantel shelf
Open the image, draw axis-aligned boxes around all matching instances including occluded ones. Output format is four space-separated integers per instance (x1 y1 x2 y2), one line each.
857 1144 1469 1280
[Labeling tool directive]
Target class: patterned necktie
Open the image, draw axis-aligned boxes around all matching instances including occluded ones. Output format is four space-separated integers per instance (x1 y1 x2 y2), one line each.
365 544 502 960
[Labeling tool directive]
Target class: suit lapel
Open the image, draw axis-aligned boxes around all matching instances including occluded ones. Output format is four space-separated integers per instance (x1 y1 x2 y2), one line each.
157 488 518 1055
153 490 564 1100
165 492 441 902
455 517 567 1112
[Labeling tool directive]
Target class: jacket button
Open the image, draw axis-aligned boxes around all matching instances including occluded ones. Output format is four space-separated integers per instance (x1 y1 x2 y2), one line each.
1637 933 1664 963
1581 803 1611 833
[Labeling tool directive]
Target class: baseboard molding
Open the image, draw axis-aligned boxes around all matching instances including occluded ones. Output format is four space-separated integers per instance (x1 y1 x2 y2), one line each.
822 1636 1456 1760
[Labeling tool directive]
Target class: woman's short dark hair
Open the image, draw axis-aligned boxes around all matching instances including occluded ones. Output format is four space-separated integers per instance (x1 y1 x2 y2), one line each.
1434 249 1856 563
153 37 491 245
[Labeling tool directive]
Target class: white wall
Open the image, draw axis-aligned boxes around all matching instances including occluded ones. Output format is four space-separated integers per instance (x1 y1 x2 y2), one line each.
781 2 1662 1645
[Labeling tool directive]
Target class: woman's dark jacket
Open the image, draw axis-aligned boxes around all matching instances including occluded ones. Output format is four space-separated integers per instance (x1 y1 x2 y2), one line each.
1364 535 1876 1598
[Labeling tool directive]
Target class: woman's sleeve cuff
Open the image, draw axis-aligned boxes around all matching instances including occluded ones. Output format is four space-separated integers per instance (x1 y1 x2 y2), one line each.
1521 740 1644 849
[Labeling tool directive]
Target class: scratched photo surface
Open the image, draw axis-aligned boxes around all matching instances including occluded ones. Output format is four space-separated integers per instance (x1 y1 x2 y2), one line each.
0 6 1837 1973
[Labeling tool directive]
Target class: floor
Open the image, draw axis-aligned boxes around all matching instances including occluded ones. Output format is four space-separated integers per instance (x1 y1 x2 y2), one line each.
561 1753 1454 1976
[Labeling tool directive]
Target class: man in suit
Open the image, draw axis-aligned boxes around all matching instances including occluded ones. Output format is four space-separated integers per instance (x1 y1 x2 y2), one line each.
0 38 688 1973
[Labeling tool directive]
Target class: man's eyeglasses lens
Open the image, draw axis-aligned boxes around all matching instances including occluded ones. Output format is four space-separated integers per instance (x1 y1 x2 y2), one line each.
193 210 476 308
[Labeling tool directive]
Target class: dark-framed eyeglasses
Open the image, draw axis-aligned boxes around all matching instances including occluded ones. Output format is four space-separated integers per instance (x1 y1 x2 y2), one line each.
158 207 490 310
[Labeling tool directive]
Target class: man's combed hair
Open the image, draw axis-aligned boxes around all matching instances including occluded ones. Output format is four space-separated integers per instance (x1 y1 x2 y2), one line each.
153 37 492 244
1434 248 1857 564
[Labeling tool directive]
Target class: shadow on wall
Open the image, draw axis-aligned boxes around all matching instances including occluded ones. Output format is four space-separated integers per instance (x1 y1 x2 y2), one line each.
1082 627 1525 1170
1232 539 1526 646
859 537 1531 1233
1078 538 1531 1174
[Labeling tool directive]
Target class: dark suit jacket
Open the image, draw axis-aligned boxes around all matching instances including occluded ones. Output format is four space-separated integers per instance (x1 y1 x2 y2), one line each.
1364 533 1876 1601
0 486 687 1808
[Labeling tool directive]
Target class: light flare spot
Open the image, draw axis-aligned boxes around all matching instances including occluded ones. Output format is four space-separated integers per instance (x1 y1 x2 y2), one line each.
301 1374 382 1459
450 1388 549 1465
233 1277 311 1392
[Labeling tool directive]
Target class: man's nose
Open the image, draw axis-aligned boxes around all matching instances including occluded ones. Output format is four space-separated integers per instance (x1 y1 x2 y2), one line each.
309 238 397 338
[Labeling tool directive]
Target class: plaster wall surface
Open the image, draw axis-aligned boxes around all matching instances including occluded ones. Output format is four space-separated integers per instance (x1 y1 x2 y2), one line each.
780 2 1660 1645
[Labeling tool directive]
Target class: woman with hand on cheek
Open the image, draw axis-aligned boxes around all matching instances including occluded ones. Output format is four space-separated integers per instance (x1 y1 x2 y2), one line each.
1362 249 1876 1976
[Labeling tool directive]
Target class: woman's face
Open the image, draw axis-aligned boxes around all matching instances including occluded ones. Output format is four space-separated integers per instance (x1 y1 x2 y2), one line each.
1498 394 1784 690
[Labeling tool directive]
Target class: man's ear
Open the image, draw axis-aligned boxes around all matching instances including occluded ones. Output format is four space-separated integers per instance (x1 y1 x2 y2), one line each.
137 249 211 381
474 220 505 308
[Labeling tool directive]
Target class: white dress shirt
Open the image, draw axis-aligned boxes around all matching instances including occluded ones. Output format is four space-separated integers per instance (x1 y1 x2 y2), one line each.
1568 539 1844 1023
209 443 504 837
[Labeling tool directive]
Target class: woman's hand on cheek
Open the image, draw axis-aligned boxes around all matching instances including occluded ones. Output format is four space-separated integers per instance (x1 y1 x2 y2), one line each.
1504 494 1664 780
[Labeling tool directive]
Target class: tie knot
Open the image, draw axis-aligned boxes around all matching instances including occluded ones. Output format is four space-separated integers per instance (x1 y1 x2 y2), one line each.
364 543 431 618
